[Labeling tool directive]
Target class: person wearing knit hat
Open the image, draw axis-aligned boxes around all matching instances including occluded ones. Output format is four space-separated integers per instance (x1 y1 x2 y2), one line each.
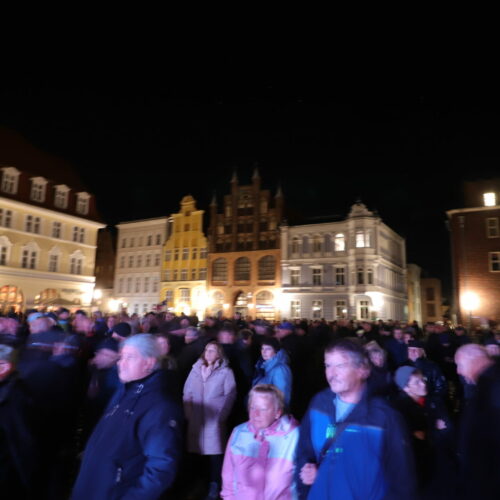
395 366 422 392
111 322 131 342
392 365 451 494
407 340 448 402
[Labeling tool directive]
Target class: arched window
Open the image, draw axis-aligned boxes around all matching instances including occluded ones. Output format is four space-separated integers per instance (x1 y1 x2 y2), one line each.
234 257 251 281
335 233 345 251
258 255 276 281
212 258 228 281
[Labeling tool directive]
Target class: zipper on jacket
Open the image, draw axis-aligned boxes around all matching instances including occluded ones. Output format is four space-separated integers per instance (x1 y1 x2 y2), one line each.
115 467 122 483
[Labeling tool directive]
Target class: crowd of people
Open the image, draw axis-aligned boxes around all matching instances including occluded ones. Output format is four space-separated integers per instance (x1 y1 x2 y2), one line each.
0 307 499 499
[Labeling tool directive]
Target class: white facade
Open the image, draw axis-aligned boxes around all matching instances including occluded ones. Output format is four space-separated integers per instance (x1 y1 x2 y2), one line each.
280 202 407 321
114 217 168 314
0 196 104 311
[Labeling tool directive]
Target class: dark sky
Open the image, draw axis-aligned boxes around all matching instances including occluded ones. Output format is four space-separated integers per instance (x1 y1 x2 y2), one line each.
2 80 500 297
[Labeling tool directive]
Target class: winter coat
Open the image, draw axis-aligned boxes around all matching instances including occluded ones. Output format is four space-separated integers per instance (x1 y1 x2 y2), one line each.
72 370 182 500
183 358 236 454
296 387 417 500
252 349 292 407
221 415 299 500
0 373 38 496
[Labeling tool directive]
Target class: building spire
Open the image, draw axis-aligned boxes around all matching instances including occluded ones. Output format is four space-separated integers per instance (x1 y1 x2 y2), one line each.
275 182 283 198
252 163 260 180
231 169 238 183
210 191 217 206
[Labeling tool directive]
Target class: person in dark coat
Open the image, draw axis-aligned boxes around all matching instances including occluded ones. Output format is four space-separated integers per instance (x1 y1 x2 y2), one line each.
406 339 448 402
455 344 500 500
0 345 39 498
72 334 183 500
392 366 455 498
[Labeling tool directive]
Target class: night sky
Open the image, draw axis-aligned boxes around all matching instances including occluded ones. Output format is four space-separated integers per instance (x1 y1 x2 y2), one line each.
2 80 500 298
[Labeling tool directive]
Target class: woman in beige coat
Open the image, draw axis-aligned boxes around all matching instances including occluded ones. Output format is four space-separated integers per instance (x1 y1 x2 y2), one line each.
183 341 237 499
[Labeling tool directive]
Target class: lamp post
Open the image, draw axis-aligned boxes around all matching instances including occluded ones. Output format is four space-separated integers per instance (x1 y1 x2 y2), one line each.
461 292 479 331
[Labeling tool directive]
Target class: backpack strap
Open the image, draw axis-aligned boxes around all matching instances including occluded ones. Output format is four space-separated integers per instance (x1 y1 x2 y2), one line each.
318 421 349 465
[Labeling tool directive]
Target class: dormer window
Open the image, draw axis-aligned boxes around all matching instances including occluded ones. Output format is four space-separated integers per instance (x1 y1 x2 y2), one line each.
30 177 48 202
76 192 90 215
1 167 20 194
483 192 496 207
54 185 70 209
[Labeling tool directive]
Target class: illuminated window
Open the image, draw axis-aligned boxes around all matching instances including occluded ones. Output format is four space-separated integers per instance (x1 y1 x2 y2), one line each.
336 300 347 319
359 300 370 319
291 237 300 254
483 192 496 207
181 269 188 280
291 269 300 286
355 230 370 248
312 300 323 319
291 300 301 318
335 233 346 251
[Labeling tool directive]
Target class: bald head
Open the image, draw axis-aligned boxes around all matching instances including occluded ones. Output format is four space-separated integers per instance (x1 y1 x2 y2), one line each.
30 317 53 334
455 344 493 384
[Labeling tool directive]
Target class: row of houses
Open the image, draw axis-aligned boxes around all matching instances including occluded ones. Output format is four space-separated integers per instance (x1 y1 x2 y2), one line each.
111 171 436 322
1 133 495 324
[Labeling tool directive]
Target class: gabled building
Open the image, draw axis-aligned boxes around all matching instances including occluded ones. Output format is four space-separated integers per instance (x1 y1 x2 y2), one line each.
161 196 208 318
0 133 104 312
207 169 283 320
280 202 407 321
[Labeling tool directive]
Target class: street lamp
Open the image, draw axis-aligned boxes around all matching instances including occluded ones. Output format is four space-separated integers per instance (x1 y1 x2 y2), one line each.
461 292 479 330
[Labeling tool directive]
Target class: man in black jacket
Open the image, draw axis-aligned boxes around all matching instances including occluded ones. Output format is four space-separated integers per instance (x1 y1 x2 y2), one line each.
455 344 500 500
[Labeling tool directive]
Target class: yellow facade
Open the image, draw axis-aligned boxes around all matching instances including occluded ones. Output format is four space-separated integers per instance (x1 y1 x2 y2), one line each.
160 196 208 318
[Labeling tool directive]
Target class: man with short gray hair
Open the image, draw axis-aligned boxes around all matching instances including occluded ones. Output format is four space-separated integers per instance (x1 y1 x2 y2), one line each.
296 339 416 499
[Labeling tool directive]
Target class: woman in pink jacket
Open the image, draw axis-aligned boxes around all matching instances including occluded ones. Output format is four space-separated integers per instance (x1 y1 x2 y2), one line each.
183 341 237 499
221 384 299 500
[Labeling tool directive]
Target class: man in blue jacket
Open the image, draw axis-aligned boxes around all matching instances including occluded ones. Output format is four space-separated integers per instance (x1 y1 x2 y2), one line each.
72 334 182 500
296 339 416 500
